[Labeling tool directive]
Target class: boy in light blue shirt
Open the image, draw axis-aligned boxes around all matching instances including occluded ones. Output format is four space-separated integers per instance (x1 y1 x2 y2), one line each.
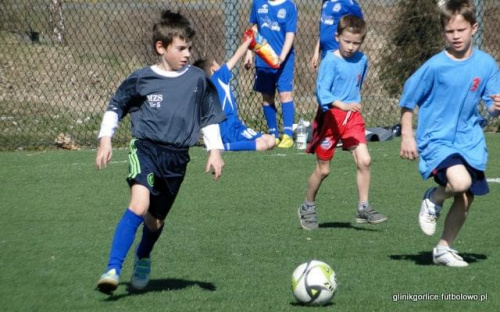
400 0 500 267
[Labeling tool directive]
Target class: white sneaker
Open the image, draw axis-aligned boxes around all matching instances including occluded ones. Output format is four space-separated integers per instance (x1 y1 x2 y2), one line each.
419 188 441 236
433 247 468 267
131 257 151 290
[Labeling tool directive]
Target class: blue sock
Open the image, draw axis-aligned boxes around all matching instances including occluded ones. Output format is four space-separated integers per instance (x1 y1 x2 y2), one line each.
225 141 257 151
263 104 279 138
136 224 164 259
282 101 295 137
106 209 143 275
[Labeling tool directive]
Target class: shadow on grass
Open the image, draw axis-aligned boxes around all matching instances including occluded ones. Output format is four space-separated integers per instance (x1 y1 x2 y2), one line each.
103 278 216 301
319 222 379 231
389 251 487 266
290 301 335 308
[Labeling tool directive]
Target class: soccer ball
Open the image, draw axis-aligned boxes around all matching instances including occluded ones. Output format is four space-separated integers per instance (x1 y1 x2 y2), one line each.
291 260 337 306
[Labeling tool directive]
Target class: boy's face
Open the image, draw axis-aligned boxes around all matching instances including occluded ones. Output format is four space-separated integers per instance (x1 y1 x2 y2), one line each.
335 30 364 58
156 37 191 71
444 14 477 58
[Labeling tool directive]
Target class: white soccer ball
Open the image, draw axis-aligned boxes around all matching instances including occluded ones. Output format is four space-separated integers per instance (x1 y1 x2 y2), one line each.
291 260 337 306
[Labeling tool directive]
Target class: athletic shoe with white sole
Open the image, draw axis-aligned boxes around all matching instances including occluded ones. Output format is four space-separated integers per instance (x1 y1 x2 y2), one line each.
433 247 468 267
96 269 119 294
355 206 388 224
298 202 319 230
419 187 442 236
131 257 151 290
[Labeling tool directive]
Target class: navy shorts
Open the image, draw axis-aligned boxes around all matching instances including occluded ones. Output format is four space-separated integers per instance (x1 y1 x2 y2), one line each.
127 138 190 220
432 153 489 196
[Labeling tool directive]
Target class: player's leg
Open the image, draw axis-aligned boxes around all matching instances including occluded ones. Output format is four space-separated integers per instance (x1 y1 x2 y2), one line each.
350 144 387 224
255 134 276 151
131 147 188 289
299 159 331 230
131 212 164 290
277 61 295 148
350 143 371 204
96 184 149 294
419 156 470 236
254 67 279 140
432 164 472 267
343 113 387 224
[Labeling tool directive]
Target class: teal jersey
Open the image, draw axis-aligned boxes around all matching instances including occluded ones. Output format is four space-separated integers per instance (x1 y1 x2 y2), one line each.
400 49 500 178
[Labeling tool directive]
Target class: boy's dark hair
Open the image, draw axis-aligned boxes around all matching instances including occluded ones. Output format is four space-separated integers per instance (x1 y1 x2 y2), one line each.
337 15 367 40
193 57 215 77
440 0 476 28
152 10 195 55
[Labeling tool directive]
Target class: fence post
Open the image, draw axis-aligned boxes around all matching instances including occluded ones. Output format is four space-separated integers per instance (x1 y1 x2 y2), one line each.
473 0 483 49
224 0 239 98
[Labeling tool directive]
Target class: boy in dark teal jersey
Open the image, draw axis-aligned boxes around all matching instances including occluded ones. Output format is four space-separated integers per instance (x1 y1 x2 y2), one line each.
95 10 225 294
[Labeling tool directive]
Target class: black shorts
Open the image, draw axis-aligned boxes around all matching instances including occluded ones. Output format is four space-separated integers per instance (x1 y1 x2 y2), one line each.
127 138 190 220
431 153 489 196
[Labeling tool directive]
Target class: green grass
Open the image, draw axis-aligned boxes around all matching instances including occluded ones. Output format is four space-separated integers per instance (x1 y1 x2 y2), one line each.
1 134 499 311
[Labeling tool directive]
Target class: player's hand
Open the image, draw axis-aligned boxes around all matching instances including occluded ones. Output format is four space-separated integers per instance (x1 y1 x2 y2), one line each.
244 51 253 70
310 54 319 71
489 94 500 112
206 149 224 181
339 102 361 112
400 136 418 160
96 137 112 170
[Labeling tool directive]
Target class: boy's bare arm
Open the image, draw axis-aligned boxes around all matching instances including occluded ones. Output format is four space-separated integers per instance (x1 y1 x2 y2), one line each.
310 39 320 71
400 108 418 160
226 35 253 71
279 32 295 64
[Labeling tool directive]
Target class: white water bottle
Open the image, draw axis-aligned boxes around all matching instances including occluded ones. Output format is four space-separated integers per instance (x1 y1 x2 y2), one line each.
296 118 307 150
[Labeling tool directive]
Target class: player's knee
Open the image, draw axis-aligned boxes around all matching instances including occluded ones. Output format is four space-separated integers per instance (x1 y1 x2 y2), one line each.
317 166 330 179
357 155 371 170
448 175 472 193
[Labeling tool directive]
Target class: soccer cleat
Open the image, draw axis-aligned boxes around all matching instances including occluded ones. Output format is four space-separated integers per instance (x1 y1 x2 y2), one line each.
298 202 319 230
130 257 151 290
356 206 388 224
433 247 468 267
96 269 119 294
419 187 442 236
277 134 294 148
275 137 281 146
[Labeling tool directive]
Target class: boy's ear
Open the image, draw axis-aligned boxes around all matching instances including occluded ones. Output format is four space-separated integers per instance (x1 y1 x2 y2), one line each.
210 63 217 75
471 23 479 36
155 41 165 55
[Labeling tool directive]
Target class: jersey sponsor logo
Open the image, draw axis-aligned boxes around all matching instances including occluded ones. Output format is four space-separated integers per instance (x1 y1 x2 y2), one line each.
147 94 163 108
320 138 333 150
147 173 154 187
261 17 281 31
332 3 342 12
258 4 268 14
471 77 481 92
277 8 286 19
321 16 335 25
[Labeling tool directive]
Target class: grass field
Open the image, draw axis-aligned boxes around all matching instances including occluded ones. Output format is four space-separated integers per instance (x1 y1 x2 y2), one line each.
1 134 499 312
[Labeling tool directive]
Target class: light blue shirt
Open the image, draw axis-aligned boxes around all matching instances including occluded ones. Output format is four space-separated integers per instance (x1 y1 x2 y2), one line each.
400 49 500 178
316 50 368 112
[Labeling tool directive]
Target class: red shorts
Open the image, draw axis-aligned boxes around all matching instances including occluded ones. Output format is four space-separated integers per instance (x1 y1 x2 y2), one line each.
309 108 366 161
